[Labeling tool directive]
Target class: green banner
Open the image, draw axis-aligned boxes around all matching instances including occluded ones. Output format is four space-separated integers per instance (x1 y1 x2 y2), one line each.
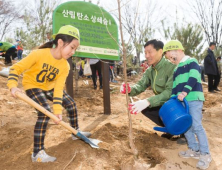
53 1 119 60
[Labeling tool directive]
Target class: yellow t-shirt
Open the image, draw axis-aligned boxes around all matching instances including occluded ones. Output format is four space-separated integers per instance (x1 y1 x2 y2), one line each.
7 48 70 114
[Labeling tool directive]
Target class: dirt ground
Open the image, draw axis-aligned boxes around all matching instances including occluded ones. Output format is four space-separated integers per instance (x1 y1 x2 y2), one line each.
0 68 222 170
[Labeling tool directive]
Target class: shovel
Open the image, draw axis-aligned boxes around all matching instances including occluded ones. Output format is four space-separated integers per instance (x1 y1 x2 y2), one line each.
15 91 101 149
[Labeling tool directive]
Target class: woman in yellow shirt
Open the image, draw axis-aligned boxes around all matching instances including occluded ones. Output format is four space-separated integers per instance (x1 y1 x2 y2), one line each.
7 25 91 163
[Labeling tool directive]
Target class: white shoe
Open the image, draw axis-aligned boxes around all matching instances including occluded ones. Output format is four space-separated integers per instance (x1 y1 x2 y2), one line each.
31 150 56 162
179 149 200 159
196 154 212 170
72 131 91 140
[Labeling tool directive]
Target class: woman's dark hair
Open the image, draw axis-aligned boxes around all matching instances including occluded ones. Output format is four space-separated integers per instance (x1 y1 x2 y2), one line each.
144 39 164 51
38 34 78 49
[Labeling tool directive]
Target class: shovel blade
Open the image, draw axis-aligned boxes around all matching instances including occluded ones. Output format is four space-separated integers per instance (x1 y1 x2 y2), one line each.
76 132 101 148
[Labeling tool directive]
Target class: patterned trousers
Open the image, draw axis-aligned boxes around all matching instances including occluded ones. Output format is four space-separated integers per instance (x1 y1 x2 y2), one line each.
26 88 78 154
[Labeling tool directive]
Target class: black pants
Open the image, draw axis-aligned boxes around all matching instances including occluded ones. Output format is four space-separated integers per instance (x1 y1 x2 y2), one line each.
141 106 164 127
215 74 221 88
201 68 205 82
117 66 120 75
90 61 102 86
207 74 217 91
4 47 17 63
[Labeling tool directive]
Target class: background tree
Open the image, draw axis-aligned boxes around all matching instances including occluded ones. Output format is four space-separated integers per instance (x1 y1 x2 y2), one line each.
162 21 204 62
187 0 222 46
111 0 163 66
0 0 23 40
16 0 58 52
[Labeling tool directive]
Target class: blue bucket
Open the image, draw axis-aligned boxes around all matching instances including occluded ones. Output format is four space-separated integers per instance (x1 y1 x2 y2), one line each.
153 96 192 135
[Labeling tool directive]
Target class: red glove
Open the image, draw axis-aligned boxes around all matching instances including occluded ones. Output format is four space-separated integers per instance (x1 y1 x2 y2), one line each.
120 83 131 94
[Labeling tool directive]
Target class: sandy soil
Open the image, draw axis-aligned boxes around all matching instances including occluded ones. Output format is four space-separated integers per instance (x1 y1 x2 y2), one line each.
0 69 221 170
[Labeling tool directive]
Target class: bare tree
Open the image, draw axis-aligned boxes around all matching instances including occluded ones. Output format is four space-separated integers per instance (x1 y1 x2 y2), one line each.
16 0 59 51
0 0 23 40
161 21 205 62
187 0 222 45
114 0 164 65
117 0 138 156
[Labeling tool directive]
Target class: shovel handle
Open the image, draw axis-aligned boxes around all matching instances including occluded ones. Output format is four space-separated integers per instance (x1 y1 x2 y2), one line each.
15 91 78 135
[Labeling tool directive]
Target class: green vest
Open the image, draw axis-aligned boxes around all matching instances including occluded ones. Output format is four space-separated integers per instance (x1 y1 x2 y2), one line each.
0 42 15 51
129 57 176 108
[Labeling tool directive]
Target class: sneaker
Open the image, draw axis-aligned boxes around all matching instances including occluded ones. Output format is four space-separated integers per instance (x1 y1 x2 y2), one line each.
208 90 216 93
4 62 12 66
177 137 187 145
99 85 103 89
196 154 212 170
94 85 97 90
111 80 118 83
31 150 56 162
179 149 200 159
72 131 91 140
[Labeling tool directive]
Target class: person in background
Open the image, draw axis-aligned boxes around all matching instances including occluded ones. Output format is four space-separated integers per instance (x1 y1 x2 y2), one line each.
77 57 85 77
117 60 122 75
140 60 149 73
132 56 137 66
0 41 17 66
46 32 53 42
199 62 206 82
7 25 91 162
89 58 102 89
204 42 219 93
163 40 211 170
215 56 221 91
16 40 23 60
109 61 117 83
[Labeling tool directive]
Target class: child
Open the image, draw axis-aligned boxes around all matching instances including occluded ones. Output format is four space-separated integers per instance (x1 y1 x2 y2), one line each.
7 25 91 163
16 40 23 60
163 40 211 170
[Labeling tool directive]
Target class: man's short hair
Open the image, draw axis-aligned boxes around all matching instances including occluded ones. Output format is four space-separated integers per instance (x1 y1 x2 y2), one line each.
217 56 221 60
144 39 164 51
209 42 216 47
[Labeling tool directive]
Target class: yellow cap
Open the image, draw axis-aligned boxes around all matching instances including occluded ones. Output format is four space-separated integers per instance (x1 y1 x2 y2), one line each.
163 40 184 53
52 25 80 40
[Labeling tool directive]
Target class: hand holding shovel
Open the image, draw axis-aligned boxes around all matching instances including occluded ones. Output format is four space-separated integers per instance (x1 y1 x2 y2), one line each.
15 91 101 148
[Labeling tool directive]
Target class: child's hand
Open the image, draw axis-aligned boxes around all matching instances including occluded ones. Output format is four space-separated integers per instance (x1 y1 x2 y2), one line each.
178 92 187 101
10 87 22 98
54 114 62 124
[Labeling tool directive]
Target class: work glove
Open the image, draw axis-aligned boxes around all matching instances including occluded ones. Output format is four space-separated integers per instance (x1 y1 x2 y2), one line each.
120 82 131 94
129 99 150 115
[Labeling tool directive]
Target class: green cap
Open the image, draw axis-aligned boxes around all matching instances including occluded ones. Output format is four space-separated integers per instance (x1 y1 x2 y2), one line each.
163 40 184 53
52 25 80 40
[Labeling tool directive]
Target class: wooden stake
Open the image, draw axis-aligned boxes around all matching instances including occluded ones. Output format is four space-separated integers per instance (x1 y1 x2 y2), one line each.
117 0 138 156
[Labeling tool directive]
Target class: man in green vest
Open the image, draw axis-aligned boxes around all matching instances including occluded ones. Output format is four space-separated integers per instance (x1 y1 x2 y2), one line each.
0 41 17 66
120 39 178 140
